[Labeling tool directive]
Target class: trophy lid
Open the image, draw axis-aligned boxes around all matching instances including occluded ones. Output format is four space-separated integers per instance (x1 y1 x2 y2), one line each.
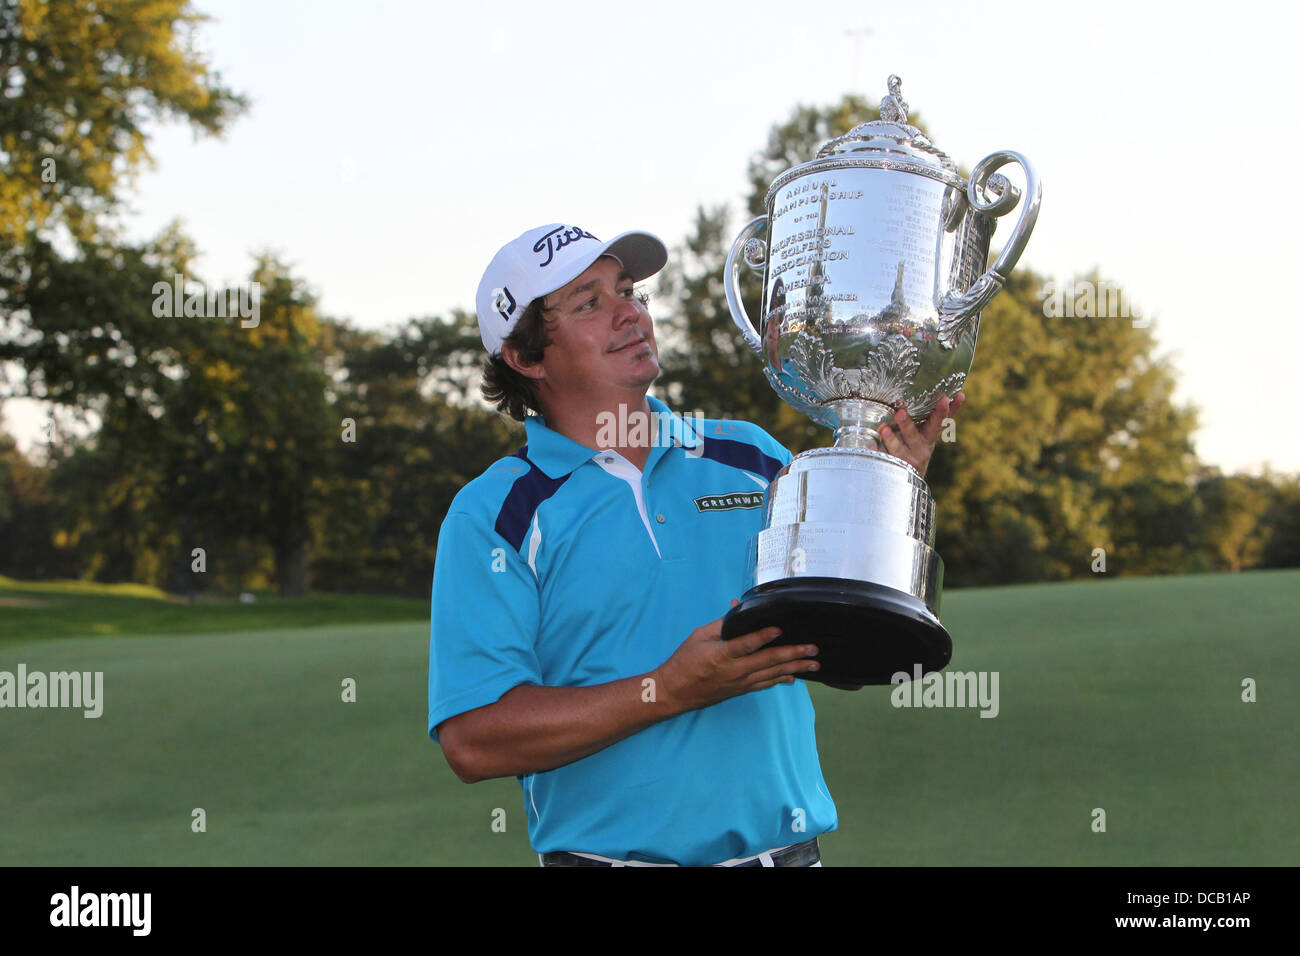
813 75 959 175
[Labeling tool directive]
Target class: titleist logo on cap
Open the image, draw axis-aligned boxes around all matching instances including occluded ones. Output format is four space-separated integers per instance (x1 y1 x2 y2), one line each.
533 225 598 267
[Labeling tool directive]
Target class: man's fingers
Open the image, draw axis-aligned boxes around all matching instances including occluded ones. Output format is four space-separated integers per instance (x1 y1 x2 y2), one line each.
748 655 821 685
751 675 798 692
726 625 785 656
743 641 820 674
693 617 725 642
917 395 951 442
933 392 965 432
887 393 964 449
892 405 923 445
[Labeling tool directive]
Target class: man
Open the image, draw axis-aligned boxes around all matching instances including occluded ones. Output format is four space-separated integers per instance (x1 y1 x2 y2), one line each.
428 222 961 866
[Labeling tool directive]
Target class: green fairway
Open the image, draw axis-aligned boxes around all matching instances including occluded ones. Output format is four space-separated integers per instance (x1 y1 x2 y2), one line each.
0 570 1295 865
0 575 428 641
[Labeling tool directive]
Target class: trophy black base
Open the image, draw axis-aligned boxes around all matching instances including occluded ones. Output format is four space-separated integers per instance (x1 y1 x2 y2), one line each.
721 577 951 687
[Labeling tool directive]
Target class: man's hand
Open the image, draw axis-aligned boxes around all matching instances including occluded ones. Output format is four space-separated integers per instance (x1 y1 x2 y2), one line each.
652 602 820 714
877 392 965 478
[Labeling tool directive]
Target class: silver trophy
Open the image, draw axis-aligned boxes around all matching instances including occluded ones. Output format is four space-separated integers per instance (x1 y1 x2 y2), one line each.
720 75 1040 685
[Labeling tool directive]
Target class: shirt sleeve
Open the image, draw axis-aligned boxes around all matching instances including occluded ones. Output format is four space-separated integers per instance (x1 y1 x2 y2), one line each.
427 509 543 743
749 423 795 472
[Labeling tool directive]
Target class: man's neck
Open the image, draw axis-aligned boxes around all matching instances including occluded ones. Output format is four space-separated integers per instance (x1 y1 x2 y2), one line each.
539 389 656 472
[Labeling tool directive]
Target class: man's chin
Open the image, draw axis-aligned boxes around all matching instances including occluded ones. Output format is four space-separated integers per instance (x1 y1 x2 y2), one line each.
617 350 660 385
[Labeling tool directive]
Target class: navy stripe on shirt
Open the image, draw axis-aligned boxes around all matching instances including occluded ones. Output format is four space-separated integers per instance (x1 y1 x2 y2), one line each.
493 447 572 552
493 435 781 551
698 435 785 482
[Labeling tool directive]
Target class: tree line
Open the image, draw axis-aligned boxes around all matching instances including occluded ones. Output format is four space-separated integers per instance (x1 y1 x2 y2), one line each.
2 1 1296 596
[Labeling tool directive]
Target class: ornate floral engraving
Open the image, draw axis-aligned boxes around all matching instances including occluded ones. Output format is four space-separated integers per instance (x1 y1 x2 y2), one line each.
938 272 1003 348
763 368 839 430
787 330 850 403
860 334 920 405
908 372 968 420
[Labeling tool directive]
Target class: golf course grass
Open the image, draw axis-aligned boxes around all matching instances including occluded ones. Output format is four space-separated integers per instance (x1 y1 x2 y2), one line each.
0 570 1295 865
0 575 429 641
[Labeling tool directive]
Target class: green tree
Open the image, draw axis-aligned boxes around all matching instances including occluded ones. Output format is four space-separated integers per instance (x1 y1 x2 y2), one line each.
159 255 338 596
1197 469 1275 572
1261 472 1300 568
0 0 246 246
0 225 196 425
313 310 519 595
2 232 339 595
932 269 1201 584
0 0 250 589
0 230 191 585
0 414 75 578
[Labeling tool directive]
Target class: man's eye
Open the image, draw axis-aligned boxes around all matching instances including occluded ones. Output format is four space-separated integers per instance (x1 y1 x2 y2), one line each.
578 297 597 311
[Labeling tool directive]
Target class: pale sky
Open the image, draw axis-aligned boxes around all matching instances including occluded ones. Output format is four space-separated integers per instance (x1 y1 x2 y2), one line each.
6 0 1297 474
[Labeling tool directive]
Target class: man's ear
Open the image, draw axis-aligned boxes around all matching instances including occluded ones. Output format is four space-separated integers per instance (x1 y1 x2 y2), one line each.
501 341 546 382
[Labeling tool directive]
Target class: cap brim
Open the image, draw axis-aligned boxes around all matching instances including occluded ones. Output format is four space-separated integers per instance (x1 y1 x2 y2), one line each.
600 231 668 284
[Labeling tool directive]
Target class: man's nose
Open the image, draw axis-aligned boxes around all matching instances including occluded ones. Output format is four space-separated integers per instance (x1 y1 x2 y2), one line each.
611 293 639 325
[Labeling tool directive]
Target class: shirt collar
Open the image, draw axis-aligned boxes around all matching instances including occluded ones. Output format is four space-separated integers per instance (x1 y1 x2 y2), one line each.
650 395 703 454
521 395 701 479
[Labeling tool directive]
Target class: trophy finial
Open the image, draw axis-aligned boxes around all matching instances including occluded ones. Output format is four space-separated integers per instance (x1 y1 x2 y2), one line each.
881 74 908 124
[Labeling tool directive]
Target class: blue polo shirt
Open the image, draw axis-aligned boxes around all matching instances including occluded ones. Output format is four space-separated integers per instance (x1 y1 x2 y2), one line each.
427 395 837 865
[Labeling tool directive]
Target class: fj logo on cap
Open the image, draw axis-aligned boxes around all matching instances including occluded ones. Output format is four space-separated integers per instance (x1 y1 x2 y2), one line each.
492 287 516 321
532 225 598 268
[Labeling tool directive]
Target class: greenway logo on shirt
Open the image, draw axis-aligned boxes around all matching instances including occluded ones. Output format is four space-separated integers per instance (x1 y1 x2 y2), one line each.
694 492 764 512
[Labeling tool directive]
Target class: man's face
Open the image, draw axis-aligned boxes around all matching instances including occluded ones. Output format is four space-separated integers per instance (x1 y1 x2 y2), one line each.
531 255 659 398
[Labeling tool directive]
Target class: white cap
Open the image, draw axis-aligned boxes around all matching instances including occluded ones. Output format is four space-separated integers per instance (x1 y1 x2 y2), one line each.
475 223 668 355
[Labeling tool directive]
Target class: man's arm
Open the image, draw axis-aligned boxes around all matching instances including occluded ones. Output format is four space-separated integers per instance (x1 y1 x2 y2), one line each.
438 676 666 784
438 611 820 783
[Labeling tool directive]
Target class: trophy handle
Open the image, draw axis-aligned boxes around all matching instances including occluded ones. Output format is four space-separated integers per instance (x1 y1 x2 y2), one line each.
725 215 769 355
937 151 1041 348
